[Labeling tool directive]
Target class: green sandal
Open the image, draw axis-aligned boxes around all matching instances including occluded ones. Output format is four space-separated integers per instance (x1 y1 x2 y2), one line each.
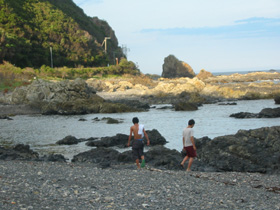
141 159 145 168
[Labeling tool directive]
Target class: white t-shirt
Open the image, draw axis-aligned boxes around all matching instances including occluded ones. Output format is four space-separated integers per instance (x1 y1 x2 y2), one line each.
183 127 194 147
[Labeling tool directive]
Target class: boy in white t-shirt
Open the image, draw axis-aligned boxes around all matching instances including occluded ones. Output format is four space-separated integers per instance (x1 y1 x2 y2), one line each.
180 119 196 171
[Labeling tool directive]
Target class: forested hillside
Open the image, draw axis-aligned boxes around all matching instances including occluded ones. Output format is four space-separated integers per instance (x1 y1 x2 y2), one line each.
0 0 124 68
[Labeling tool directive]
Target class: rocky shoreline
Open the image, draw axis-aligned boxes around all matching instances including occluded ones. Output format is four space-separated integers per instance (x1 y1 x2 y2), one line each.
1 126 279 174
0 160 279 210
1 72 280 209
0 71 279 115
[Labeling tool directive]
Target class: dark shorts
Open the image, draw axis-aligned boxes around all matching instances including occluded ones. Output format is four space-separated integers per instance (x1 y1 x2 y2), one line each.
132 140 144 160
184 146 197 158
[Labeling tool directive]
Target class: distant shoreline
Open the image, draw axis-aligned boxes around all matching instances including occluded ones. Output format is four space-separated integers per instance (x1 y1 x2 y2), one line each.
211 69 280 76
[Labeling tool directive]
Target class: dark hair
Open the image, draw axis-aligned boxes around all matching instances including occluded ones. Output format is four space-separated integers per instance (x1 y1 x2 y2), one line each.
132 117 139 124
188 119 195 125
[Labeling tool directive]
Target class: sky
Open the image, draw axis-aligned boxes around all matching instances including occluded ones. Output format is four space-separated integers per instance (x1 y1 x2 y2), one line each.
72 0 280 75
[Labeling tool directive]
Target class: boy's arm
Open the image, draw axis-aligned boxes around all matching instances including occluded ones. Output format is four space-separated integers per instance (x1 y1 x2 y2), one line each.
143 129 150 146
127 127 132 146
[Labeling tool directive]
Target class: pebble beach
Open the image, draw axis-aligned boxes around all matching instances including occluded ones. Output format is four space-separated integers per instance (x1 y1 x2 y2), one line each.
0 160 279 210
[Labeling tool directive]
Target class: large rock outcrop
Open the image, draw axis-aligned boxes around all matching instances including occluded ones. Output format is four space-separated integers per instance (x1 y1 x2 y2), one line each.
198 126 280 173
6 79 142 114
162 55 195 78
86 129 167 148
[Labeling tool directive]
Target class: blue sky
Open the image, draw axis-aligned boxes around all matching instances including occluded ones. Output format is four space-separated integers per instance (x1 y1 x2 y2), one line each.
72 0 280 74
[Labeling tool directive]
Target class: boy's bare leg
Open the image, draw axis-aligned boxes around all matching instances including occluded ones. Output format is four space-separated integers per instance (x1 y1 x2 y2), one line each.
187 157 194 171
136 159 140 169
181 156 189 166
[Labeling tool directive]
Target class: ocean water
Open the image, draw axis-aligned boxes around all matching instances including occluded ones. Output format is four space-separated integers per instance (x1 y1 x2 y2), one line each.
0 99 279 160
211 69 280 76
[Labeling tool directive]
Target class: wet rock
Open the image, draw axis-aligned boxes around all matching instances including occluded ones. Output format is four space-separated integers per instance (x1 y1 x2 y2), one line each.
86 134 128 148
39 154 67 162
71 147 120 165
195 136 212 150
230 107 280 118
101 117 123 124
86 129 167 148
198 126 280 173
230 112 258 118
0 144 39 160
145 145 182 170
112 99 150 110
0 115 13 120
275 95 280 104
259 107 280 118
117 150 134 163
78 118 87 121
218 102 237 105
156 105 173 110
56 135 82 145
146 129 168 146
173 101 198 111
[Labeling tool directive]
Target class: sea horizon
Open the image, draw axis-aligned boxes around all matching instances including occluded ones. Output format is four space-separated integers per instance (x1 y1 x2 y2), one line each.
211 69 280 76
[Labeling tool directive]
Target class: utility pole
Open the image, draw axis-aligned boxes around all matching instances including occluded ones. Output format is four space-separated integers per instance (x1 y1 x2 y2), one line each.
122 44 130 59
102 37 111 54
50 47 53 68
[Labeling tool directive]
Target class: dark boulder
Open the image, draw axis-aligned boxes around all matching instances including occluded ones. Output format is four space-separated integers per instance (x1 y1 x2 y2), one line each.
0 115 13 120
86 129 167 148
86 134 128 148
146 129 168 145
145 145 182 170
229 112 258 118
78 118 87 121
198 126 280 173
101 117 123 124
274 96 280 104
71 147 120 167
230 107 280 118
56 135 82 145
112 99 150 110
195 136 212 150
218 102 237 106
117 150 134 163
39 154 67 162
0 144 39 160
174 101 198 111
259 107 280 118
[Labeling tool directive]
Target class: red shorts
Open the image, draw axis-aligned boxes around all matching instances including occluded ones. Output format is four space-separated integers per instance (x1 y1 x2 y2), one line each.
184 146 197 158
